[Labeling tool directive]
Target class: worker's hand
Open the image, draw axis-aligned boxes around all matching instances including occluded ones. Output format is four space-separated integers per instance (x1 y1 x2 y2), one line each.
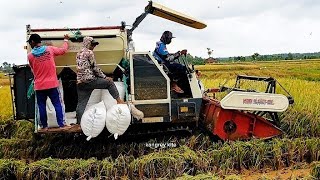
180 49 187 55
64 34 70 40
105 77 113 81
173 51 181 60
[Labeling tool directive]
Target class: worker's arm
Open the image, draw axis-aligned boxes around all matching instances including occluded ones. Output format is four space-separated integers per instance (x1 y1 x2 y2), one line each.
51 34 70 56
88 51 107 79
27 54 33 68
27 54 34 73
156 43 180 61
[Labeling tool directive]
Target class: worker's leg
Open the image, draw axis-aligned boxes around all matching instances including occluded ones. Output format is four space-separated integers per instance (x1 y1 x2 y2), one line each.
164 62 186 93
87 78 121 102
76 84 93 124
166 62 187 75
48 88 65 127
35 90 48 128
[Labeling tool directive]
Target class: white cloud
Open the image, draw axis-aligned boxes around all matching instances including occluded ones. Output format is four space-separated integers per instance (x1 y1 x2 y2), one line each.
0 0 320 65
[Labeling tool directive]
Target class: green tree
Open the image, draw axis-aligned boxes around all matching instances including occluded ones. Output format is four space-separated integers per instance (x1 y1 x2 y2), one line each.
207 48 213 58
251 53 260 61
1 61 13 73
287 53 293 60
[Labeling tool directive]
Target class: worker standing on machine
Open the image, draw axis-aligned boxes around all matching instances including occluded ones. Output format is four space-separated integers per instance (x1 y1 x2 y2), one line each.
27 33 71 132
153 31 188 94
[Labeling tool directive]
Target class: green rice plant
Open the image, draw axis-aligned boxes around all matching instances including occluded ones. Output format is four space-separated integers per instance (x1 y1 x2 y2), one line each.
26 158 100 180
11 120 34 140
271 138 287 169
130 146 198 179
232 141 250 171
305 138 320 162
310 161 320 179
113 154 134 179
257 174 272 180
224 174 242 180
97 157 115 179
216 143 235 174
0 159 26 179
249 140 271 171
0 139 32 159
176 172 220 180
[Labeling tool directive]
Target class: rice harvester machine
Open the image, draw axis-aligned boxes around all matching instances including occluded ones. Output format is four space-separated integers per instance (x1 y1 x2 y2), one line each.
9 1 294 140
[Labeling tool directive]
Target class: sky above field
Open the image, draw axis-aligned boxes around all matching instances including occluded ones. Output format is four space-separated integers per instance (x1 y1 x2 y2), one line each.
0 0 320 65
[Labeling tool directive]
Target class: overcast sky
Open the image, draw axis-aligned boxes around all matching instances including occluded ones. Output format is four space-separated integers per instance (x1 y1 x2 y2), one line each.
0 0 320 65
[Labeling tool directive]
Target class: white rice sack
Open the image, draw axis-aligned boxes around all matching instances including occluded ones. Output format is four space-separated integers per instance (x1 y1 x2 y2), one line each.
105 104 131 140
46 79 67 127
81 101 106 141
101 82 126 110
85 89 102 111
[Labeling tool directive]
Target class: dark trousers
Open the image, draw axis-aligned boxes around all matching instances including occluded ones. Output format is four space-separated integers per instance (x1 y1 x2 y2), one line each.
76 78 120 124
163 61 187 76
36 88 65 128
163 61 187 87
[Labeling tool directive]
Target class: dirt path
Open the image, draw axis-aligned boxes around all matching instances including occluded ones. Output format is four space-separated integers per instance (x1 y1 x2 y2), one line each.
242 168 311 179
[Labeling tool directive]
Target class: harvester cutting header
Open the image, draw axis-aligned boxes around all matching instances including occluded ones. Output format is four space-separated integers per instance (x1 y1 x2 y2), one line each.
9 1 293 141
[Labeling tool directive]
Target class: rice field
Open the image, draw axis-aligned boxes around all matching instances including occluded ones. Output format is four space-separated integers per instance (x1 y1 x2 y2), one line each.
0 59 319 179
0 73 12 123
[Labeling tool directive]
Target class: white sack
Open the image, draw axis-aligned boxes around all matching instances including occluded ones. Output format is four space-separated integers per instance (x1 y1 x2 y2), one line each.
105 104 131 140
81 101 107 141
85 89 102 111
46 79 67 127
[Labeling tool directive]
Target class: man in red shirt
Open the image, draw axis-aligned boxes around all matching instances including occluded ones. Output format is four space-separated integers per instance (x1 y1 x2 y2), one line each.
27 33 70 131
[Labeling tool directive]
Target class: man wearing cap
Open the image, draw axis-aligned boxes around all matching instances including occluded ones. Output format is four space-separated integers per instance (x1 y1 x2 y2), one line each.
153 31 187 93
76 36 125 123
27 33 71 131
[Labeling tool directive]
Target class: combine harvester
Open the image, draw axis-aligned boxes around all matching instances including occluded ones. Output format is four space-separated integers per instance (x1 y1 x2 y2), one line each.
9 1 294 141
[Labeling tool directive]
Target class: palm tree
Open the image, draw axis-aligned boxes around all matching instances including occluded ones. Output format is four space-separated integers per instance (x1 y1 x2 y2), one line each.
207 48 213 58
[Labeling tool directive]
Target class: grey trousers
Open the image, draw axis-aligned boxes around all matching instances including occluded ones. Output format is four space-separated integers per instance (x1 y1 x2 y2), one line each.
76 78 120 124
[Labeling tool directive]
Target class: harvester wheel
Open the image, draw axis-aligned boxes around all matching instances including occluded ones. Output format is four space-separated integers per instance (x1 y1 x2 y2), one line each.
223 120 237 134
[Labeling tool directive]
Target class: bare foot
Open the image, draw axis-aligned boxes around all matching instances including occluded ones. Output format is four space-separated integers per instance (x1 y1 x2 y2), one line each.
38 127 48 133
116 98 126 104
59 125 72 131
172 85 184 93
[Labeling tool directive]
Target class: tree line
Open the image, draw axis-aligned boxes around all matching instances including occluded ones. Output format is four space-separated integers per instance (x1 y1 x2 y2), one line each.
0 62 14 73
222 52 320 62
1 51 320 72
185 51 320 65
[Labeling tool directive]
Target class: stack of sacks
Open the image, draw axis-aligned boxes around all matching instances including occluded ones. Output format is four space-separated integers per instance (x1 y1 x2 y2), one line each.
80 81 144 140
81 81 126 141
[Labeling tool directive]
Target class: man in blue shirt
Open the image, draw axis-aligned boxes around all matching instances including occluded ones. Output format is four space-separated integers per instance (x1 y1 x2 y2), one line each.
153 31 187 93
